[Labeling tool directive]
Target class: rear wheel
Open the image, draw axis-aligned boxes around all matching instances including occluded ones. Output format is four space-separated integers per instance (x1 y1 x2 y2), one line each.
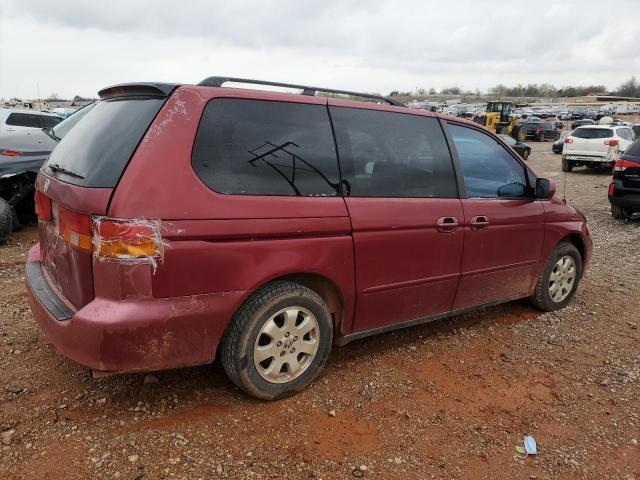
538 133 546 142
611 204 625 219
522 148 530 160
530 243 582 311
0 198 13 243
562 158 573 172
220 280 333 400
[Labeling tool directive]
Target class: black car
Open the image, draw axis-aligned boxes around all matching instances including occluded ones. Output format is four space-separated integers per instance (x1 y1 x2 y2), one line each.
522 121 560 142
571 118 596 130
498 134 531 160
552 130 572 154
608 139 640 219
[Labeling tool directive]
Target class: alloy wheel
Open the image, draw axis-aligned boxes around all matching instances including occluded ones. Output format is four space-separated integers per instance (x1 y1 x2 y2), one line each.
548 255 576 302
253 307 320 383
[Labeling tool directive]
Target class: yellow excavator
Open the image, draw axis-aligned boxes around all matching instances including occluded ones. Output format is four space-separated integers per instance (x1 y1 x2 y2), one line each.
473 102 526 141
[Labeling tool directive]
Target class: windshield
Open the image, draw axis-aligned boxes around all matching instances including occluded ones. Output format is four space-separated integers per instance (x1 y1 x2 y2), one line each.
572 128 613 139
50 102 97 140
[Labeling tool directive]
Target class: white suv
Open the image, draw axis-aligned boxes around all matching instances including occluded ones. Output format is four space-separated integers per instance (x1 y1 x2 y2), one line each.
562 125 635 172
0 108 63 138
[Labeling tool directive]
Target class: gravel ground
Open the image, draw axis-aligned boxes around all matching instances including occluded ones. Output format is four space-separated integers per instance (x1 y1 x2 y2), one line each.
1 137 639 479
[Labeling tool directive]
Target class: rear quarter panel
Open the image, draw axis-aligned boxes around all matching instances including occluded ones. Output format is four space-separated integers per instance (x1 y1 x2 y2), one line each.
108 86 356 333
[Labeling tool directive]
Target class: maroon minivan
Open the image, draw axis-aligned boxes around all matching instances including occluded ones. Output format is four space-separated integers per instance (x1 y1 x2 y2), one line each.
26 78 592 399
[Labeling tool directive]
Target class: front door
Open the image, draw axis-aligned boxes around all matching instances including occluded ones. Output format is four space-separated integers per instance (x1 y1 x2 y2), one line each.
446 122 545 310
329 103 464 333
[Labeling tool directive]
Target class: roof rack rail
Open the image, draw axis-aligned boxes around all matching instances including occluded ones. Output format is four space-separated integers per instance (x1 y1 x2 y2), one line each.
197 76 405 107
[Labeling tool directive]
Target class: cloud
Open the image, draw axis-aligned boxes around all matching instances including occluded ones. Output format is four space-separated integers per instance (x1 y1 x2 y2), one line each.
1 0 639 98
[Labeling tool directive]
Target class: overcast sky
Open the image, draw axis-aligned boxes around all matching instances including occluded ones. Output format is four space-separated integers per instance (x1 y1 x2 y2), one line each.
1 0 639 99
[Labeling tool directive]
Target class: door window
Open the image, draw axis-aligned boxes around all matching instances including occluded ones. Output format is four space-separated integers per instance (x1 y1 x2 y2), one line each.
617 128 634 141
192 99 340 196
449 124 529 199
331 107 457 198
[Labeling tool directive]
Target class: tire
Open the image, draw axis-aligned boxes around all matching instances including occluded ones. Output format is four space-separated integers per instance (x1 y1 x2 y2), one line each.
538 133 546 142
561 158 573 172
611 204 624 219
219 280 333 400
0 198 13 243
497 127 507 135
530 243 582 311
514 125 527 142
522 148 530 160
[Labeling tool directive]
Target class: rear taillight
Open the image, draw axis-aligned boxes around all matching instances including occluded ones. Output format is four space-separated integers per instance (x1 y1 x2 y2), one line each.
93 218 164 261
565 138 573 144
614 158 640 172
536 128 542 134
58 206 92 252
35 190 52 221
0 149 22 157
605 139 620 147
608 183 615 196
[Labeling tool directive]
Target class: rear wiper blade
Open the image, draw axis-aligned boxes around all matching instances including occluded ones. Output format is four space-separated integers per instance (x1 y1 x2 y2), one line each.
48 163 84 179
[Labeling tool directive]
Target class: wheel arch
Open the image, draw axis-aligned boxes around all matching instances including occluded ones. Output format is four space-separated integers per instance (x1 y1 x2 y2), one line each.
272 272 346 343
560 233 586 265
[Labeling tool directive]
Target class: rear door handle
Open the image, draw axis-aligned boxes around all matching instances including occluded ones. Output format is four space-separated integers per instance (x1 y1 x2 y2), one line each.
436 216 459 233
470 215 490 231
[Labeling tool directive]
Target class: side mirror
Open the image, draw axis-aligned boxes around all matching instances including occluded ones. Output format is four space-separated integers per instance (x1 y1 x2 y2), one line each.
535 178 556 199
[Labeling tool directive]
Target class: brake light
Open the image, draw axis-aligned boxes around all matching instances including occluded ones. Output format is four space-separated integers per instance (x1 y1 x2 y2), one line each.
34 190 52 221
605 139 619 147
93 218 163 261
565 138 573 144
1 149 23 156
536 128 542 134
614 158 640 171
58 207 92 252
608 183 615 196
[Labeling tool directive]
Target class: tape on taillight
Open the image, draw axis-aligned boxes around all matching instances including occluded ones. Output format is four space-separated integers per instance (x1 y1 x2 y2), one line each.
92 217 165 269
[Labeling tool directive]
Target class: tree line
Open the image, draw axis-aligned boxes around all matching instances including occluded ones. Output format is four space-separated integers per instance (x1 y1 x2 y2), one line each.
389 77 640 98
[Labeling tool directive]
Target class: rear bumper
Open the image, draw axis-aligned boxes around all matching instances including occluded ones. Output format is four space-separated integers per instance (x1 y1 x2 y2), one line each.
563 154 611 164
608 181 640 210
26 243 247 372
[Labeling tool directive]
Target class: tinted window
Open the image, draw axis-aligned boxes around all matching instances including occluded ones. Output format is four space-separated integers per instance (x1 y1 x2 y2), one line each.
44 98 164 187
192 99 339 196
41 115 62 129
5 112 42 128
449 124 529 199
572 128 613 139
331 107 457 198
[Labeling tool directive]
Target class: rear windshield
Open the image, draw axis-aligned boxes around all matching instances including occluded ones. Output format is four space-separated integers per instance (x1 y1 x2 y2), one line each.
572 128 613 139
43 97 164 187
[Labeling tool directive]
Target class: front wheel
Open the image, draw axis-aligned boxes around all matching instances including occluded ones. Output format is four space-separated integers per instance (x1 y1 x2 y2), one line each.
530 243 582 311
219 281 333 400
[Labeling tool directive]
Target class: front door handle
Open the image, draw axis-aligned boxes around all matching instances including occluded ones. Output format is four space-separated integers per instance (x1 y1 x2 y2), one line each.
470 215 490 231
436 216 459 233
